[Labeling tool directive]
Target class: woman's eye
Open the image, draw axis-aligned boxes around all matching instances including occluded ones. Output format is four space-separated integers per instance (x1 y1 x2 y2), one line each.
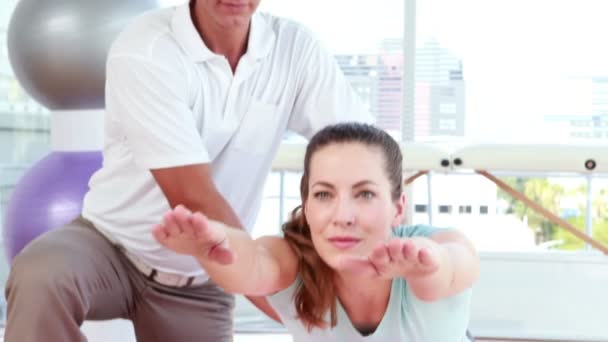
358 191 375 199
313 191 331 200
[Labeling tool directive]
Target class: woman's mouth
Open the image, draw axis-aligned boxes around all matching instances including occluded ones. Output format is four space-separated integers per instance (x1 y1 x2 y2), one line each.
328 236 361 249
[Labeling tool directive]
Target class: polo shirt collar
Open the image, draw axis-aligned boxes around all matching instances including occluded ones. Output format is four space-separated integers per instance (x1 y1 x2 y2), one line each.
171 3 275 63
246 12 275 61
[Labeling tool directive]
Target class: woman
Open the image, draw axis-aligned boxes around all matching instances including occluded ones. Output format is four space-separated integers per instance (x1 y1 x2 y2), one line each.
153 123 480 341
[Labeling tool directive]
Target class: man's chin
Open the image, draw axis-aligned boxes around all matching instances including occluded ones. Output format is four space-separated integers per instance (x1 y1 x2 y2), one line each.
217 16 251 29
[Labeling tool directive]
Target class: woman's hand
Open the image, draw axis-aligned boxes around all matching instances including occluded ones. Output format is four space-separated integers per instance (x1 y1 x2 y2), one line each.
153 205 236 265
338 237 444 280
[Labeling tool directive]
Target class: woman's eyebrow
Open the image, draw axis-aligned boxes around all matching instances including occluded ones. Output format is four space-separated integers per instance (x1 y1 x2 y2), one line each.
310 180 379 189
310 181 334 189
352 180 378 188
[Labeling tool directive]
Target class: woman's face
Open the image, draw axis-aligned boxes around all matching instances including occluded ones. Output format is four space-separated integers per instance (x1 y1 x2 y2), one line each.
304 142 405 272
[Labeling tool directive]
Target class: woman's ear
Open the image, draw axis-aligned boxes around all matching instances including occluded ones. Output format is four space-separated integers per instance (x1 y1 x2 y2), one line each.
391 193 406 228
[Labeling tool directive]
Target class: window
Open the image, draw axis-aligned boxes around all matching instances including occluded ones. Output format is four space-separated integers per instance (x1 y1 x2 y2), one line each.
259 0 404 137
459 205 472 214
440 103 457 114
1 0 52 325
438 205 452 214
415 0 608 144
414 204 428 213
439 86 455 97
438 118 457 130
480 205 489 214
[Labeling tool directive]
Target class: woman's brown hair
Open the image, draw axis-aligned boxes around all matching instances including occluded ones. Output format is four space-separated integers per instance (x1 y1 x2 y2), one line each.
282 122 403 331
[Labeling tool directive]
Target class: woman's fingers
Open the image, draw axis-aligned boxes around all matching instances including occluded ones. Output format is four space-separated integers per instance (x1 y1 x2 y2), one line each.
402 239 419 262
418 247 441 272
152 206 235 263
190 212 210 238
387 238 403 263
152 224 169 243
163 211 182 237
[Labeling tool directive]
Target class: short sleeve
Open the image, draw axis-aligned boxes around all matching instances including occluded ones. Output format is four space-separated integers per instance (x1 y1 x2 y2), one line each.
287 36 374 139
403 283 473 341
105 55 210 169
393 224 448 238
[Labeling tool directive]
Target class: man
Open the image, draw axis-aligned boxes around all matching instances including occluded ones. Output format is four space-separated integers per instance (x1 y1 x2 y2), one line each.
5 0 371 341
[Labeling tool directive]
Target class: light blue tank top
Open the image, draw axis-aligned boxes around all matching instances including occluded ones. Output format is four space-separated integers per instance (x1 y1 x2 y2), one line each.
267 225 472 342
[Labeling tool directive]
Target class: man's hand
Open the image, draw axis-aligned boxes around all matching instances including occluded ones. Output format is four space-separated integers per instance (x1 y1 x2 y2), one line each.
337 237 443 280
153 205 236 265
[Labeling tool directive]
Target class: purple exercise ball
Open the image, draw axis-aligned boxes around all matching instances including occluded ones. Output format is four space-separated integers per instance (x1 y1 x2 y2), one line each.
3 151 102 261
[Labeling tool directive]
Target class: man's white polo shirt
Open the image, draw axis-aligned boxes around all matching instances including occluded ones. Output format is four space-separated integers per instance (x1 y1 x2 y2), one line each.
82 3 372 277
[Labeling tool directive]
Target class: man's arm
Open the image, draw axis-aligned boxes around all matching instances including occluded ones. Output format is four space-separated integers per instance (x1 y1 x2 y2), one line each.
151 164 240 226
151 164 283 322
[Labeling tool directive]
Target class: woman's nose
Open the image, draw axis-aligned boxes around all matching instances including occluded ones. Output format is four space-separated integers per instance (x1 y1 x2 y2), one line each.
333 197 356 227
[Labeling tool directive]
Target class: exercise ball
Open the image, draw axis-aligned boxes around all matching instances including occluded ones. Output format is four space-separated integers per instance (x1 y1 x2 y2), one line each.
7 0 165 110
3 152 102 260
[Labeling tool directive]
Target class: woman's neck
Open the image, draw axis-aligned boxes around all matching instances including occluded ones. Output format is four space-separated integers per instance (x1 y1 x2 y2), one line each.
334 273 392 335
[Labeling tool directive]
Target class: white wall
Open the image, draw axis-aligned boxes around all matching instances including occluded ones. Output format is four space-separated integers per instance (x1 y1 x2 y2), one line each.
470 251 608 341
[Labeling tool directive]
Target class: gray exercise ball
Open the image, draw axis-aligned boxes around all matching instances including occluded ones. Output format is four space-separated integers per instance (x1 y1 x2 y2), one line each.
7 0 168 110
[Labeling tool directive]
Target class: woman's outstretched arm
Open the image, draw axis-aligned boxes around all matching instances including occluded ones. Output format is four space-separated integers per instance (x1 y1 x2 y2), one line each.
407 230 479 301
153 205 298 296
338 230 479 301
